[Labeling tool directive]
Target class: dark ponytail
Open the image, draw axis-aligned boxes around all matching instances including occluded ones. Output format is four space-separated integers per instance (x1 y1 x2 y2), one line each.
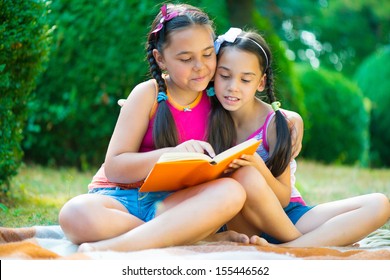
146 42 178 148
264 67 292 177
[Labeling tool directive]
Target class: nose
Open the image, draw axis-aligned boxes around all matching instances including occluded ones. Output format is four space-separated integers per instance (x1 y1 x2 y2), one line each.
193 58 204 71
228 79 239 92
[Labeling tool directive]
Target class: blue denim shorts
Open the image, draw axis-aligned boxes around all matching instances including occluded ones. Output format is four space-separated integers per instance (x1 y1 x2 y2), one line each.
260 201 315 244
89 187 173 222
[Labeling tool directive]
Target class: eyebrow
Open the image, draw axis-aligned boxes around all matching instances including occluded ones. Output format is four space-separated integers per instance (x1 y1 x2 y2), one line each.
217 66 256 76
176 46 215 56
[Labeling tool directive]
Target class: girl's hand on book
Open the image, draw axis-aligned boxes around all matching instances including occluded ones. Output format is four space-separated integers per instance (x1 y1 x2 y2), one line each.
224 153 263 173
172 140 216 158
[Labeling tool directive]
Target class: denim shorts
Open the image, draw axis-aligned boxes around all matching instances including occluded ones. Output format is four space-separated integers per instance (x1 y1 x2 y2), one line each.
89 187 173 222
260 201 315 244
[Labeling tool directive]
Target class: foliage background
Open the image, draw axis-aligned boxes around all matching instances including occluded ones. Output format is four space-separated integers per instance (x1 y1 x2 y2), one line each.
0 0 52 191
1 0 390 194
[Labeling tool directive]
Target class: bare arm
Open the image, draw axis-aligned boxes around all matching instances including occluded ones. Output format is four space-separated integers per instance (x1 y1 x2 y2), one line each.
106 86 216 183
230 153 291 207
227 111 303 207
104 80 167 183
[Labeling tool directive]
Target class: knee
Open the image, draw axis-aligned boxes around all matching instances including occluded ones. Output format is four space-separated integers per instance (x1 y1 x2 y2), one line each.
367 193 390 221
59 197 84 226
214 178 246 213
232 166 267 195
59 196 91 243
365 193 390 223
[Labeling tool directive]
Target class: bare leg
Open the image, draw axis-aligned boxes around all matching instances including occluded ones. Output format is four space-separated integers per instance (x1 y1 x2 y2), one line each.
280 193 390 247
78 178 246 252
59 194 144 244
228 166 302 242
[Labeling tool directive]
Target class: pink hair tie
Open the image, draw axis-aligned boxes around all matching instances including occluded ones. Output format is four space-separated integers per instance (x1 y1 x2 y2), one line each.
152 5 179 34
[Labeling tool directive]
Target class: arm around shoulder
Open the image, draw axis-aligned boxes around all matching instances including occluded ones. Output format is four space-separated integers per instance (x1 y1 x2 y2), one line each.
283 110 304 159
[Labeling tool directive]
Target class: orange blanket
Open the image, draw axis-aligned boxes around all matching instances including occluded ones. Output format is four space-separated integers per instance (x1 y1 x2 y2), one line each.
1 226 390 260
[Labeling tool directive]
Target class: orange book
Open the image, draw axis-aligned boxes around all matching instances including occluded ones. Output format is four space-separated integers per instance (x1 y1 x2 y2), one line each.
139 138 262 192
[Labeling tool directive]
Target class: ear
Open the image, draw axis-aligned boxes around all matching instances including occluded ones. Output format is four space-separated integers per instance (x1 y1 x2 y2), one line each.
153 49 166 70
257 74 266 92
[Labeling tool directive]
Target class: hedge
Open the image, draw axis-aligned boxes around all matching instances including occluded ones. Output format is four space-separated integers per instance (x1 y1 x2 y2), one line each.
296 64 369 165
354 46 390 167
0 0 51 191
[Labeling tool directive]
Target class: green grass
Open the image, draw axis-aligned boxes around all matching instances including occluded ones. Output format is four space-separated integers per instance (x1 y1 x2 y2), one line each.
0 160 389 229
0 163 93 227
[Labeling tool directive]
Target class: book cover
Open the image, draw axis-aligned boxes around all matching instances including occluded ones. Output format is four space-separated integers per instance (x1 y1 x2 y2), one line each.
139 138 262 192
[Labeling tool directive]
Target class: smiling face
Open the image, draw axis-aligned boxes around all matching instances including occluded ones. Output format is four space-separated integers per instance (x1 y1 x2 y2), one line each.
153 25 217 95
214 47 266 112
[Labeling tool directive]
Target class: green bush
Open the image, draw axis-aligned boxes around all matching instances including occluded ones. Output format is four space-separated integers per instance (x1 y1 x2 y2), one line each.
296 64 369 165
354 46 390 167
0 0 51 191
22 0 158 169
21 0 305 169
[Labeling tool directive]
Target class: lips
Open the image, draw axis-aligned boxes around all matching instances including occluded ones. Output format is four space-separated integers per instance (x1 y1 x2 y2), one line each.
192 75 208 83
193 76 205 82
225 96 239 101
222 95 240 107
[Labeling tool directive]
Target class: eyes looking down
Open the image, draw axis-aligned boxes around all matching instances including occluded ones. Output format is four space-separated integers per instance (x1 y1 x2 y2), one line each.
160 25 217 69
215 47 265 93
156 26 266 95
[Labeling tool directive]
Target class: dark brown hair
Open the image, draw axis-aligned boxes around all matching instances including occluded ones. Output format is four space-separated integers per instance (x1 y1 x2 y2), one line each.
146 3 215 148
211 30 292 177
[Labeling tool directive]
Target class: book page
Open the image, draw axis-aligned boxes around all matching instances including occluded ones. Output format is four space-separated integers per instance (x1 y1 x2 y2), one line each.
157 152 212 163
213 138 260 163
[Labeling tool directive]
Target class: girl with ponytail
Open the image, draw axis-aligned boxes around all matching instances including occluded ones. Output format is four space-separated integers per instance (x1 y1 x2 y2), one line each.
211 28 390 247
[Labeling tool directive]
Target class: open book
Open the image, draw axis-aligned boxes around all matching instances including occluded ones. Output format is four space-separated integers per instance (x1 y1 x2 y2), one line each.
139 138 262 192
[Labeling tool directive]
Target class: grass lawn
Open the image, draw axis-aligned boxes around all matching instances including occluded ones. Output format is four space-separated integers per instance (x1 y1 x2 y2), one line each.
0 160 389 230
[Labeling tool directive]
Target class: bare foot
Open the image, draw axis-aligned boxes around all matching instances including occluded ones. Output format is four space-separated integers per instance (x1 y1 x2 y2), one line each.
249 235 273 246
203 230 250 244
78 242 96 253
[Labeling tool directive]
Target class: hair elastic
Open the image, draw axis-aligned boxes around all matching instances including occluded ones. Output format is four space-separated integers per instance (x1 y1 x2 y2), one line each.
152 5 179 34
271 101 281 111
157 92 168 103
206 87 215 97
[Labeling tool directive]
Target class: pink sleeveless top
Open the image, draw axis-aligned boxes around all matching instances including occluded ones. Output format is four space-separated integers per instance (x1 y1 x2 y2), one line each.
139 89 210 152
88 90 211 190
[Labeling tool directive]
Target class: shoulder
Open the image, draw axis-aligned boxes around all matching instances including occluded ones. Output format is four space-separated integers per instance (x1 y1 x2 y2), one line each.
281 109 304 158
282 110 303 126
128 79 157 102
281 109 304 141
123 79 157 116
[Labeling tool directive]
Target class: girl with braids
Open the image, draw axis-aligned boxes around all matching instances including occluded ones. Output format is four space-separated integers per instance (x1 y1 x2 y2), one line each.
59 4 251 252
210 28 390 246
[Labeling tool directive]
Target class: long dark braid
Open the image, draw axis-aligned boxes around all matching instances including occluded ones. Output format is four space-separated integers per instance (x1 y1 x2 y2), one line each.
146 42 177 148
145 4 214 149
264 66 292 177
